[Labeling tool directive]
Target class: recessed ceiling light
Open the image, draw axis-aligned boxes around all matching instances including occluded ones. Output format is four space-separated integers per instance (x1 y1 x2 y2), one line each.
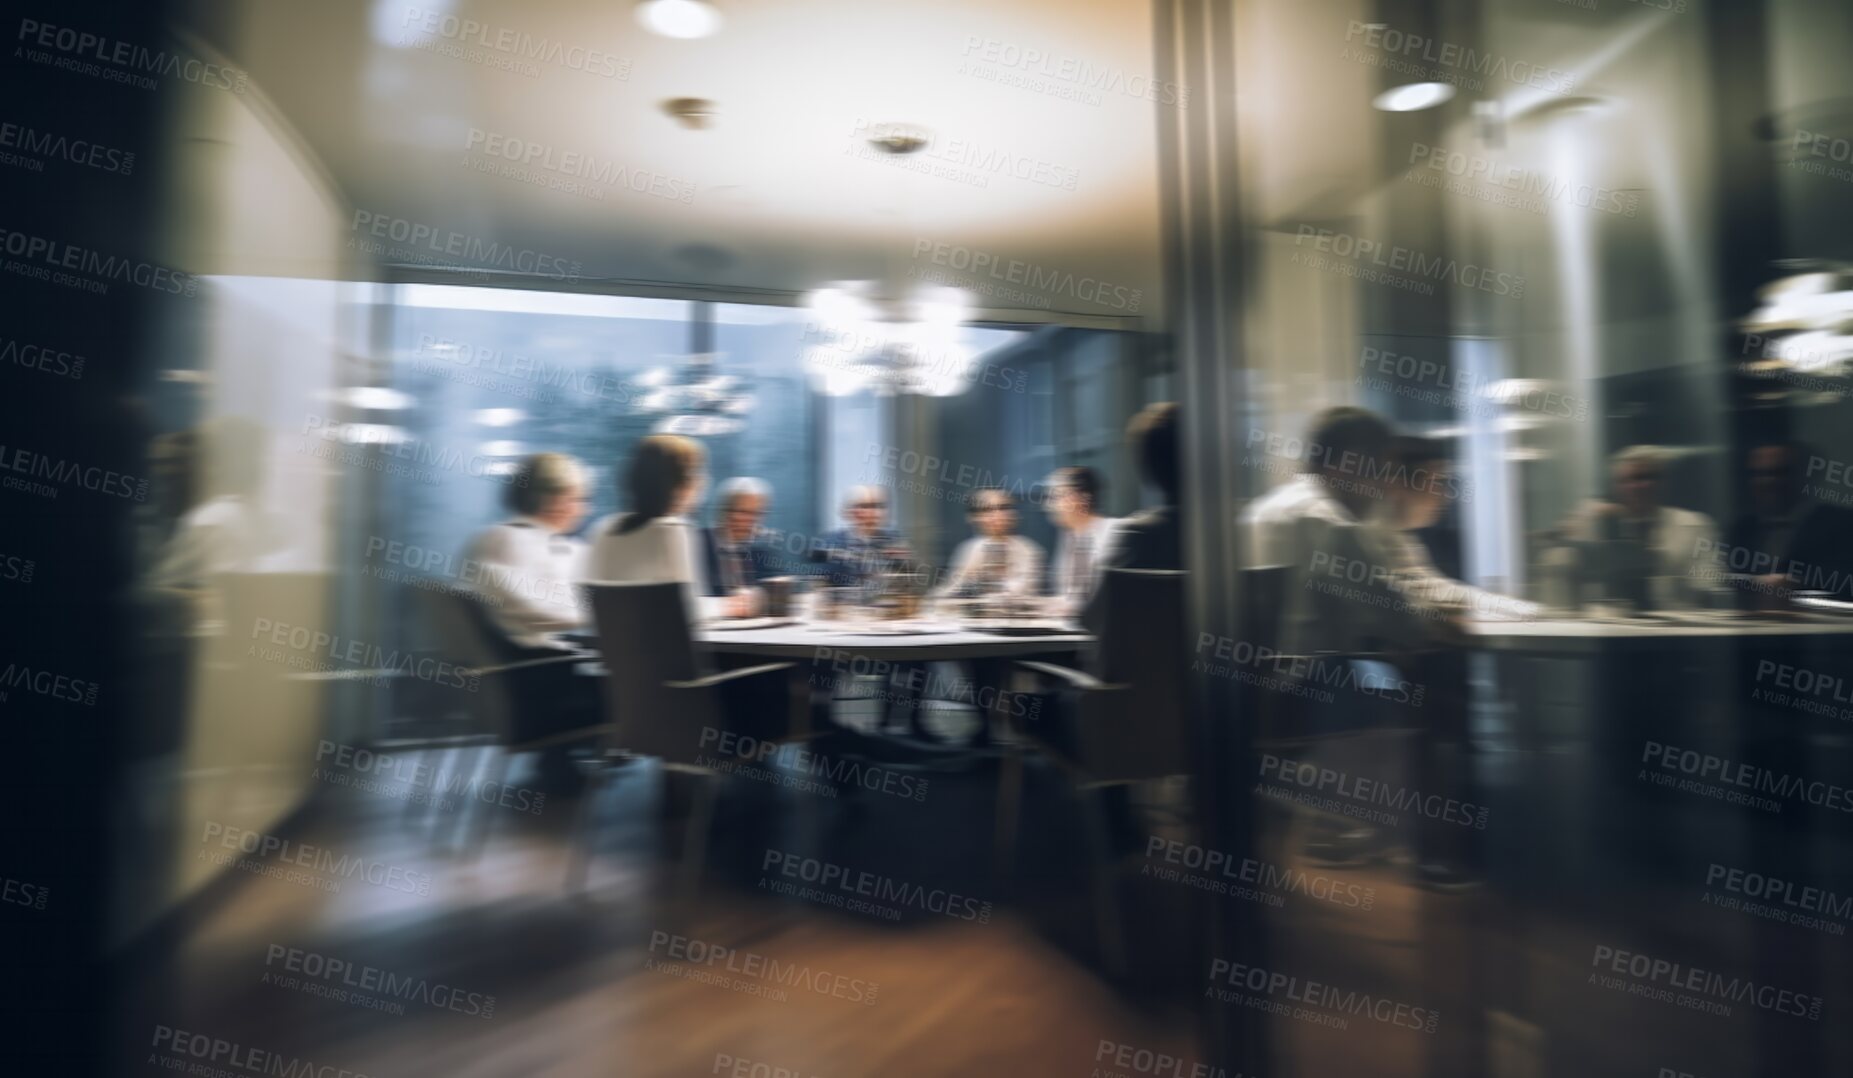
868 124 930 155
1372 82 1456 112
636 0 723 40
662 97 716 129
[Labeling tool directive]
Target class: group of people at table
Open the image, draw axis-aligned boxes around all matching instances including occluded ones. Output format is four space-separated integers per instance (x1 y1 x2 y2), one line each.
466 403 1181 641
456 403 1183 753
450 394 1852 760
1239 406 1853 658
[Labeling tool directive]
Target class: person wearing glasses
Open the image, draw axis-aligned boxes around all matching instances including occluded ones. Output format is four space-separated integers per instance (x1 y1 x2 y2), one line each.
939 487 1045 603
813 484 912 587
701 477 777 617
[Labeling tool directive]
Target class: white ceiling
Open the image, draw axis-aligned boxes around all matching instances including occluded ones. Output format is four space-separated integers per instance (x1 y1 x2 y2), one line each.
196 0 1166 319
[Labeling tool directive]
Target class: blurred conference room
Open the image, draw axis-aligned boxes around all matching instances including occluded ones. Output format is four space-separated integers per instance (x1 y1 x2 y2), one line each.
7 0 1853 1074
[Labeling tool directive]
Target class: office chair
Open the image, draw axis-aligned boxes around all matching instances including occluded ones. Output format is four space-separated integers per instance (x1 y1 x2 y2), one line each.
569 581 794 907
1006 568 1191 976
414 585 612 856
1236 564 1434 873
1237 563 1433 747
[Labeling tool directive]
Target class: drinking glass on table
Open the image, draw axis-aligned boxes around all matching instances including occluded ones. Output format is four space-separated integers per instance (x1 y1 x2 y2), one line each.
722 586 763 619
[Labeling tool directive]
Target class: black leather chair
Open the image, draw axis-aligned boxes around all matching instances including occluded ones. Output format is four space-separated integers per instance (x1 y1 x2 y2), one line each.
1007 568 1191 974
413 585 610 855
568 582 794 904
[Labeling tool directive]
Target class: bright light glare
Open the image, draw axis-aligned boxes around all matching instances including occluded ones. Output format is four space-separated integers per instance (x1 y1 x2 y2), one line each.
636 0 723 40
340 386 414 410
473 408 524 427
1372 82 1456 112
802 283 980 396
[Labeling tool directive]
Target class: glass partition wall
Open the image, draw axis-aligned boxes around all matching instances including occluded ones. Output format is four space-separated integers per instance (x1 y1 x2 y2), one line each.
1166 0 1853 1075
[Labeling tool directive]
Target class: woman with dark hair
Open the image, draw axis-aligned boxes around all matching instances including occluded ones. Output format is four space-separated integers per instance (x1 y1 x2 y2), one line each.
585 434 718 619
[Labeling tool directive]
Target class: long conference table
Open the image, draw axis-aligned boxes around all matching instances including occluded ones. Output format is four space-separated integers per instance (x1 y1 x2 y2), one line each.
1463 610 1853 655
693 617 1095 741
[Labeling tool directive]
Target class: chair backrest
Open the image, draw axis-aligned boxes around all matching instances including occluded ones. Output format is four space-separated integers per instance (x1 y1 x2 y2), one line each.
417 582 516 669
1238 565 1290 654
1081 568 1191 781
584 581 716 763
413 583 518 739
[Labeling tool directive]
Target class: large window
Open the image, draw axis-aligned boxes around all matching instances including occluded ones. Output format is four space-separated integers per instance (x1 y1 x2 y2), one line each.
381 285 699 552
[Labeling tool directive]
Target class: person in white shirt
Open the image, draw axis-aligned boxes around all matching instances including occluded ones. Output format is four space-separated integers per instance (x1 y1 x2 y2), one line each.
462 452 591 649
1239 407 1437 655
461 453 602 786
939 487 1045 604
1551 445 1722 611
586 434 733 622
141 419 288 595
1042 466 1118 612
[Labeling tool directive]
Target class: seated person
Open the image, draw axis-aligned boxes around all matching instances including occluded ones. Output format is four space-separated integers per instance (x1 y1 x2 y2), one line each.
1382 436 1536 622
811 484 912 588
1104 402 1183 572
462 452 590 649
1553 445 1721 611
1079 402 1182 635
1239 406 1437 655
938 487 1045 603
142 419 289 596
586 434 729 621
1043 465 1119 614
461 452 599 784
702 477 779 611
1722 439 1853 604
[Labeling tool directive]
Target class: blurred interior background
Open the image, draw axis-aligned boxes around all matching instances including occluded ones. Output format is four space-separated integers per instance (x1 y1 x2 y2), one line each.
7 0 1853 1074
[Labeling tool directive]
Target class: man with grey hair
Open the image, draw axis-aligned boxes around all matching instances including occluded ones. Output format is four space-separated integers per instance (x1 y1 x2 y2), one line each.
462 451 590 647
1554 444 1721 610
701 477 776 616
812 484 912 587
461 452 601 788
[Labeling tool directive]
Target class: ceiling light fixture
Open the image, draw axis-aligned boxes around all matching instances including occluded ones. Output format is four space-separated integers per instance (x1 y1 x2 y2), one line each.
636 0 723 40
1372 82 1456 112
801 282 977 397
866 123 930 156
1743 263 1853 377
662 97 716 130
634 353 754 436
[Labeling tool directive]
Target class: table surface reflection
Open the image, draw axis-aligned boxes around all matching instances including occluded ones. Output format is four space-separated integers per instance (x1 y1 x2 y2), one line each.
1464 611 1853 653
695 616 1093 660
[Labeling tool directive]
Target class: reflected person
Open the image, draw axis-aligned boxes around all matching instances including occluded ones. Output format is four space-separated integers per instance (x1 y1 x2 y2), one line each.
1721 440 1853 604
1240 406 1437 652
1553 445 1720 611
1383 436 1536 622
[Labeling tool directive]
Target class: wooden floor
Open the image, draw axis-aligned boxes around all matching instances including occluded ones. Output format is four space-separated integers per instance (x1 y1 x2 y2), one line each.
112 738 1208 1078
113 710 1850 1077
